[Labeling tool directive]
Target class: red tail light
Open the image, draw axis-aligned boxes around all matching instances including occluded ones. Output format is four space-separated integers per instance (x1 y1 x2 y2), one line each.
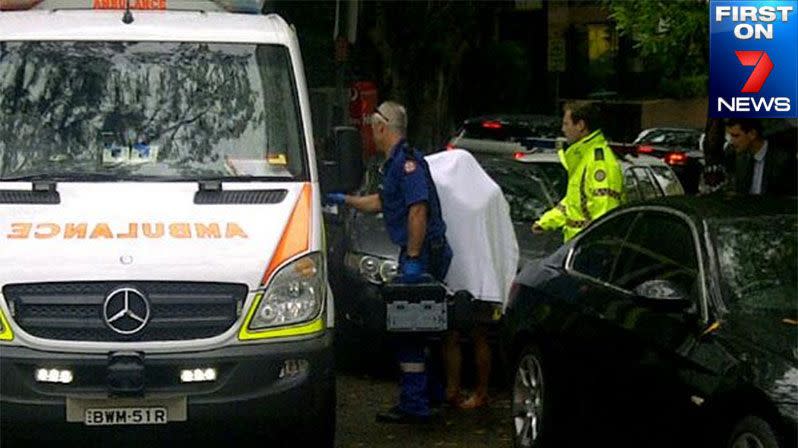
481 120 502 129
664 151 687 165
637 145 655 154
513 152 526 160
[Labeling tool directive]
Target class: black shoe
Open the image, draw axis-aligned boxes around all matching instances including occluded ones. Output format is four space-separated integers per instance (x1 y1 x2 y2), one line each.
375 406 432 424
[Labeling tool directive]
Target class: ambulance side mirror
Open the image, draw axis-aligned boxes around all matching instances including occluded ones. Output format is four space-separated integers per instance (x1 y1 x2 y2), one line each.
320 126 364 195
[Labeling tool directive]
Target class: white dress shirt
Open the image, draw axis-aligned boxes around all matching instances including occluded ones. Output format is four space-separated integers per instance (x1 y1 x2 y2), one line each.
749 141 768 195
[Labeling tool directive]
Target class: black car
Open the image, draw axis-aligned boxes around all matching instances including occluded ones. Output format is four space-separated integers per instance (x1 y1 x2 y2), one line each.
502 195 797 448
632 127 705 194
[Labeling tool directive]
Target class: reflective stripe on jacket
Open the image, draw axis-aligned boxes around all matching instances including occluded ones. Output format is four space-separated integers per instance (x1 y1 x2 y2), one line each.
534 129 623 242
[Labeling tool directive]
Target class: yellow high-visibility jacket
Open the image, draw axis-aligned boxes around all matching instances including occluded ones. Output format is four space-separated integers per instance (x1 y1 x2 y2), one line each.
534 129 624 242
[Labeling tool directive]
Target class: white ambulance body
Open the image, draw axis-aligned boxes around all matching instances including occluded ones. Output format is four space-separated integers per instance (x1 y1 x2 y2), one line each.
0 1 343 444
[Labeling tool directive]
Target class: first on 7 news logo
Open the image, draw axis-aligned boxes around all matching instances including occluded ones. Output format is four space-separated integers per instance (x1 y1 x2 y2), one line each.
710 1 798 118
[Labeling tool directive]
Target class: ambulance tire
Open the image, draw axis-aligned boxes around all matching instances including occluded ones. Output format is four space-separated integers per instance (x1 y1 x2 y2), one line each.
296 380 336 447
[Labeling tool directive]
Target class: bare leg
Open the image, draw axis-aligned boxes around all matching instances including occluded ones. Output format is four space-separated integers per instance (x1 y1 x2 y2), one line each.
472 325 491 400
460 325 491 409
443 329 461 403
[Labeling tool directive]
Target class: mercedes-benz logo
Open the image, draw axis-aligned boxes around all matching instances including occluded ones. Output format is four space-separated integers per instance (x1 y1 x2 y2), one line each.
103 287 150 335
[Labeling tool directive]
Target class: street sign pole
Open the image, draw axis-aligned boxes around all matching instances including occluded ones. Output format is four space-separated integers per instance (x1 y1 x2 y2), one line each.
548 36 565 114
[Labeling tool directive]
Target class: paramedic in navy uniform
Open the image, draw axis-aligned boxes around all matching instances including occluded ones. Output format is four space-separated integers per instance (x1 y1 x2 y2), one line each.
326 100 452 423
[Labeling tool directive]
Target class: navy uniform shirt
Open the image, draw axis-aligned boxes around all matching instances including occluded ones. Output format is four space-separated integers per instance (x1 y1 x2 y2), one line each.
379 139 447 248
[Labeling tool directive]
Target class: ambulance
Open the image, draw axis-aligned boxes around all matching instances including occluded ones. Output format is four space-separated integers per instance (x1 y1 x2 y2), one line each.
0 0 360 444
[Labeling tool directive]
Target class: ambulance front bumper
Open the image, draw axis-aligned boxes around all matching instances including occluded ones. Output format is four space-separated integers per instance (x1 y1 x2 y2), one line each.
0 331 334 428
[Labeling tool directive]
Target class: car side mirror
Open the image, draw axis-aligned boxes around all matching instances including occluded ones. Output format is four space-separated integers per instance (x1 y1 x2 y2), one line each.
633 279 692 311
319 126 364 196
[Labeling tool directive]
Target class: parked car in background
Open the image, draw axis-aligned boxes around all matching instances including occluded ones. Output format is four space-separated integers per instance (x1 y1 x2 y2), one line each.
445 115 563 154
325 147 684 337
631 127 704 194
510 151 684 265
502 195 797 448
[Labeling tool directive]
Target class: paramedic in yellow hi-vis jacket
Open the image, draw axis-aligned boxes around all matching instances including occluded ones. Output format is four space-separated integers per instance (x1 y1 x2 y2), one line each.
532 101 624 241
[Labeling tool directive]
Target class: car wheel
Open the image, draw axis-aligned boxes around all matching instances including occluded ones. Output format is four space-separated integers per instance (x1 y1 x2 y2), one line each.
726 415 779 448
512 344 559 448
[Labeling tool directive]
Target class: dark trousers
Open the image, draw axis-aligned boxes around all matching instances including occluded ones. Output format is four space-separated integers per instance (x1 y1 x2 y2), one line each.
393 238 451 416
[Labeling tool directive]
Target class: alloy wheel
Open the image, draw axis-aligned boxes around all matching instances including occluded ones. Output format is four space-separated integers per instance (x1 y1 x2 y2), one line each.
731 432 766 448
512 350 545 447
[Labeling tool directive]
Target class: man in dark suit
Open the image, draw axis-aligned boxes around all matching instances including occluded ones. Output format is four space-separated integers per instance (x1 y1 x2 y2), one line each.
725 118 797 196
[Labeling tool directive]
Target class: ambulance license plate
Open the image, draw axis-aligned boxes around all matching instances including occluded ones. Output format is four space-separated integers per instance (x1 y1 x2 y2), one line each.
85 407 167 426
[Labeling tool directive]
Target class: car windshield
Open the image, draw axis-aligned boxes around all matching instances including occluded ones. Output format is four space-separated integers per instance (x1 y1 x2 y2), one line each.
649 165 684 196
477 157 564 223
359 154 565 223
634 129 701 150
0 41 306 181
711 215 797 313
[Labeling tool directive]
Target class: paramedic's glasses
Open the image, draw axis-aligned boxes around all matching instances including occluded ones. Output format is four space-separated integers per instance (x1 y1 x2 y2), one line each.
367 110 390 126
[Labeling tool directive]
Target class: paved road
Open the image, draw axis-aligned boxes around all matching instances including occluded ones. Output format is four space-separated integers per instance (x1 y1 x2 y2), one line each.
2 335 515 448
334 331 514 448
335 372 513 448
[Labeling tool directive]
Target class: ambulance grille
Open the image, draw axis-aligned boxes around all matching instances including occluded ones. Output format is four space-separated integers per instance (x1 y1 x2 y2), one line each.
0 189 60 204
194 189 287 205
3 282 247 342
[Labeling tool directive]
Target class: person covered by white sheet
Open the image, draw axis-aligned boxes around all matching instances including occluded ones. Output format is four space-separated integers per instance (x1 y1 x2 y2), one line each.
426 149 518 409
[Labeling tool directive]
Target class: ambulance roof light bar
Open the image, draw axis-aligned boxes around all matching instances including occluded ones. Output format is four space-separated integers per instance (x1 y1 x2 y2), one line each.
0 0 266 13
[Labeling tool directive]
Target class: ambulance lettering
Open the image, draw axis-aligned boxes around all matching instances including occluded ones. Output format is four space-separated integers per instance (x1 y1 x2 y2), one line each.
64 223 88 239
5 223 249 239
92 0 167 10
195 223 222 239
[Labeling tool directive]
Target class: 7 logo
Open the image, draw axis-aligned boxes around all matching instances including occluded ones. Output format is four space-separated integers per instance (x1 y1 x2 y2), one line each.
735 51 774 93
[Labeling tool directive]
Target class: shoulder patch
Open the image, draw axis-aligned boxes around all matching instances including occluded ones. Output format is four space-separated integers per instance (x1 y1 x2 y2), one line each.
594 147 604 161
404 160 417 174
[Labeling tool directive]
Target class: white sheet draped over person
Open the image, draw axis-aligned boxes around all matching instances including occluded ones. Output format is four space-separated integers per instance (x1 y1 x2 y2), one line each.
426 149 518 306
425 149 518 409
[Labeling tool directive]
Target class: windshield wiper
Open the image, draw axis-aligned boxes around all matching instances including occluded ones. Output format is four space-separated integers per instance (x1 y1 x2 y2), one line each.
1 174 296 183
192 175 292 182
124 175 295 183
1 173 58 182
1 172 121 182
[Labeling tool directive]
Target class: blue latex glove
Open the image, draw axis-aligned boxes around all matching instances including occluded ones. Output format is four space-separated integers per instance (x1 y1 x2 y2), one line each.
324 193 346 206
394 258 426 284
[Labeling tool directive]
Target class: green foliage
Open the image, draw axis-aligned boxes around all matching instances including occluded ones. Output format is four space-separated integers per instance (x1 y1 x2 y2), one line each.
606 0 709 88
660 74 709 98
369 1 487 148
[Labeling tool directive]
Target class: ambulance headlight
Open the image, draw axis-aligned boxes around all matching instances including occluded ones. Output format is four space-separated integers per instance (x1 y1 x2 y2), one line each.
249 253 325 330
344 252 398 284
0 308 13 341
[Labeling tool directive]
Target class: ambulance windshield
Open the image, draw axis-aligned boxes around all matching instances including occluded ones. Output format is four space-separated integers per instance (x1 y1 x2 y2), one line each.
0 41 307 181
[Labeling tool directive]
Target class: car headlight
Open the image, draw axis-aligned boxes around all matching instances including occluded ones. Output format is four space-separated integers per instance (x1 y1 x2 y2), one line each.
344 252 398 284
248 252 325 331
